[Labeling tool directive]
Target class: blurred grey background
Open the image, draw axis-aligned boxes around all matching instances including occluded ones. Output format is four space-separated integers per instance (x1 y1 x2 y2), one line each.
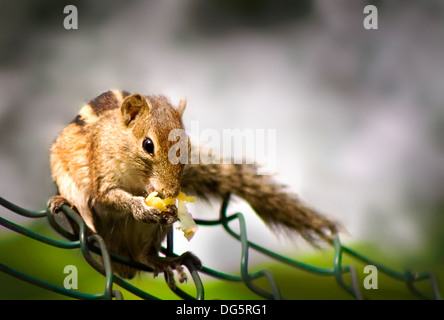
0 0 443 268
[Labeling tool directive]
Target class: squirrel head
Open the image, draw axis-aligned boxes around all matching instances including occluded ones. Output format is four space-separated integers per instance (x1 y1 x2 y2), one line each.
120 94 189 198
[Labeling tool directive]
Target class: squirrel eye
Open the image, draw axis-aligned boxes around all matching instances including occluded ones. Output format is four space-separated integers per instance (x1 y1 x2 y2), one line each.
142 138 155 156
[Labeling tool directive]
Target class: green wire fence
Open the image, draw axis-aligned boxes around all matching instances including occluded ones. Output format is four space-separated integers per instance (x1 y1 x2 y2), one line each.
0 194 441 300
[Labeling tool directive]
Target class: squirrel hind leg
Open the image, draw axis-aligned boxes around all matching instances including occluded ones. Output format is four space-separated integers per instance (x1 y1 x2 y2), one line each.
142 251 202 289
111 262 138 280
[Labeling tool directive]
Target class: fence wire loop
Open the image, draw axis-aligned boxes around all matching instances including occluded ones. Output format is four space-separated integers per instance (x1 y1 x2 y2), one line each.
0 195 441 300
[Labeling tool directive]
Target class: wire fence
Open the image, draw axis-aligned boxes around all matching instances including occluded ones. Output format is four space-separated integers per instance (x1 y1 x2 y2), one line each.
0 194 441 300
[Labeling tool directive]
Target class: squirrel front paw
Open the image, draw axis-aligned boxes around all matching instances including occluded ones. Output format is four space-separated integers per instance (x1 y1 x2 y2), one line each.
132 197 177 224
48 195 72 214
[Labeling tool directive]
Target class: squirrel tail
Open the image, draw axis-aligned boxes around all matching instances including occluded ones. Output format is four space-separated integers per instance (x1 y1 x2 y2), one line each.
181 160 338 245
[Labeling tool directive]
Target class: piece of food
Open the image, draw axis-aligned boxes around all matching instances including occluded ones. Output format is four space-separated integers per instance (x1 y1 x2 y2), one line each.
176 193 198 241
145 191 198 241
145 192 175 211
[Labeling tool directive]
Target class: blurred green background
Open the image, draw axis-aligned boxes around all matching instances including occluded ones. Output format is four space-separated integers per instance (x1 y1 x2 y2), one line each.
0 0 443 299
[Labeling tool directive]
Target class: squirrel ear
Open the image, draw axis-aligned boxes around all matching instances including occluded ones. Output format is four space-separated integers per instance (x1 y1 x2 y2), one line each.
176 96 187 117
121 94 149 126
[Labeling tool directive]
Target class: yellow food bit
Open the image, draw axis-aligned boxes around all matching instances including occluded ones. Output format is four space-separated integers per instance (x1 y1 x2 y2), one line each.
145 192 175 211
177 192 196 203
145 191 198 241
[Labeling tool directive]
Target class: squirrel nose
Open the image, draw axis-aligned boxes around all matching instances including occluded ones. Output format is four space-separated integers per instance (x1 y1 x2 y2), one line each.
150 178 180 199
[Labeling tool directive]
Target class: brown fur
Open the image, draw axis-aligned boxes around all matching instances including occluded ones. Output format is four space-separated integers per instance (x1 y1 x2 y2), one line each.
181 161 338 244
50 91 190 281
49 90 338 285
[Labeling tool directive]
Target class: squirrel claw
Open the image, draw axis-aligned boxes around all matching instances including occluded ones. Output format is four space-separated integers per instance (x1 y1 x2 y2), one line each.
48 195 71 214
147 251 201 289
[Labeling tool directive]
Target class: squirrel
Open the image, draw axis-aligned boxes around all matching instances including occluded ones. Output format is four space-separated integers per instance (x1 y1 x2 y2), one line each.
48 90 338 288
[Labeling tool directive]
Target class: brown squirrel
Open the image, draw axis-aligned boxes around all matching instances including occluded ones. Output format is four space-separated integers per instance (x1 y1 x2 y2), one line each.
49 90 338 287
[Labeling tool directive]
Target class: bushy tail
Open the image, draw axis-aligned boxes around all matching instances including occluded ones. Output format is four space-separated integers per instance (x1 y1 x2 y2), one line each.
181 161 338 245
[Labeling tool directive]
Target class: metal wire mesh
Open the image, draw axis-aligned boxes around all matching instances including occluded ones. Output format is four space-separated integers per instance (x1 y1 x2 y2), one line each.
0 194 441 300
